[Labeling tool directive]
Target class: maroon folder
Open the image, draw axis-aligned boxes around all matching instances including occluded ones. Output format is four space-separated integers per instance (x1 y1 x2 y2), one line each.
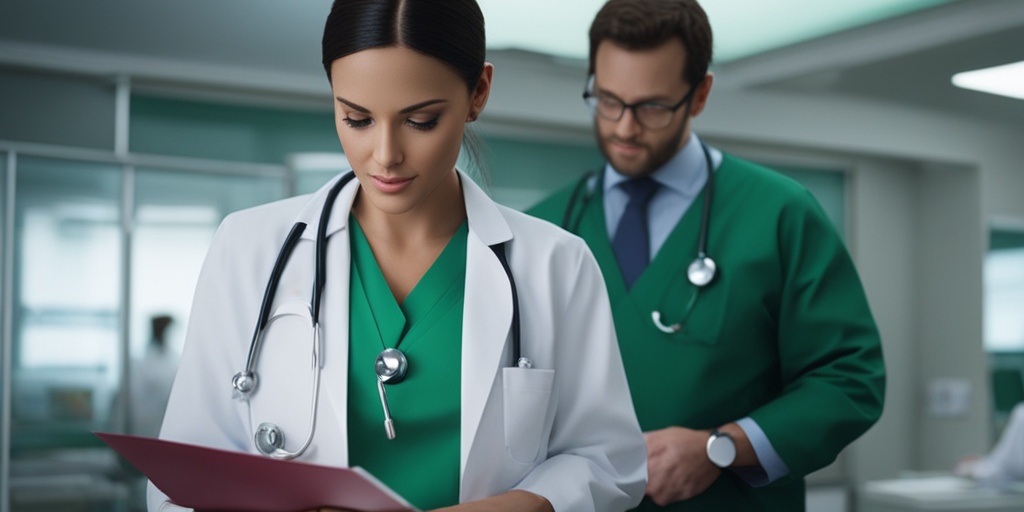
96 432 415 512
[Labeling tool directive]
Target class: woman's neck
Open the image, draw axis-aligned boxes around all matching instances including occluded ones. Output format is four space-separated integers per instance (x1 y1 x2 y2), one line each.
351 170 466 303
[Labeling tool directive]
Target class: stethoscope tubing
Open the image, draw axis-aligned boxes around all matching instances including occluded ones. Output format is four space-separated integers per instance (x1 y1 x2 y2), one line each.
490 243 526 367
562 171 597 233
240 172 357 383
236 170 527 457
561 143 717 334
312 172 354 322
694 144 714 261
562 142 715 259
243 221 306 380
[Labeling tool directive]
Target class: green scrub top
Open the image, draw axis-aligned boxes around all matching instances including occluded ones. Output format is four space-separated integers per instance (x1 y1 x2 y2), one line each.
528 154 885 511
347 217 468 510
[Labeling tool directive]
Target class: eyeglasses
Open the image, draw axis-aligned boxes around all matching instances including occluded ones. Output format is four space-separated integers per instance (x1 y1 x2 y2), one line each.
583 79 702 130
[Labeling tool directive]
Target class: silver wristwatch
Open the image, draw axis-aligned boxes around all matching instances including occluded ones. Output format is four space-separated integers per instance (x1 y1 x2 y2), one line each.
706 430 736 468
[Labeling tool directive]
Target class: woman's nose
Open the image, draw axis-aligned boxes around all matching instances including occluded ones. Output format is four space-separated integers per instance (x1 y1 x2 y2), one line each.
373 125 404 168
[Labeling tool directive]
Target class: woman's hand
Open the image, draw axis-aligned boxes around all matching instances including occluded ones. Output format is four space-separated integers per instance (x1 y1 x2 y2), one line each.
433 490 553 512
308 491 552 512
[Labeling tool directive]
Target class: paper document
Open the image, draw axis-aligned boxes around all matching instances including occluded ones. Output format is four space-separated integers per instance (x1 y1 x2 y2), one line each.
95 432 416 512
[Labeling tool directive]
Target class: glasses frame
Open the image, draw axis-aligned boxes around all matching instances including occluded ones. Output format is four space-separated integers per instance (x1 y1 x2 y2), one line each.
582 77 704 129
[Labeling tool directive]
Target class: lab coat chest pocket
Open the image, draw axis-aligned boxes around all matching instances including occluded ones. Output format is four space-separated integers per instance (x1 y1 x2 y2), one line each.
502 367 556 464
247 301 316 452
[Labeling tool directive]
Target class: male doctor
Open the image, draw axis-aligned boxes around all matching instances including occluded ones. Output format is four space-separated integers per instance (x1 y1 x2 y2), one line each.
528 0 886 510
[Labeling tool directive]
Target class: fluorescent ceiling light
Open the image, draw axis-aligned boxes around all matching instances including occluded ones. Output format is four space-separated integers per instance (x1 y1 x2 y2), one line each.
952 61 1024 101
478 0 953 63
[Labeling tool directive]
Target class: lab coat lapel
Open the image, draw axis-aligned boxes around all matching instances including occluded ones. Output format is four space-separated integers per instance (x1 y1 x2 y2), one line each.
293 172 360 464
458 172 513 476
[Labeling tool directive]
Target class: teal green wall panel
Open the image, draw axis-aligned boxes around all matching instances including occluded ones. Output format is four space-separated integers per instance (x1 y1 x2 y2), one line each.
126 95 844 233
479 135 602 192
774 165 846 239
130 96 340 164
0 68 116 151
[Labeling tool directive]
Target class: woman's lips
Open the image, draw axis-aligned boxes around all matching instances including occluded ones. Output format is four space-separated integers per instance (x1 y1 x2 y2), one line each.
371 175 414 193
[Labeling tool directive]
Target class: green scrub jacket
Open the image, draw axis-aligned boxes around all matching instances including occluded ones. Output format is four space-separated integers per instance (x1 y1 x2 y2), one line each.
528 153 885 511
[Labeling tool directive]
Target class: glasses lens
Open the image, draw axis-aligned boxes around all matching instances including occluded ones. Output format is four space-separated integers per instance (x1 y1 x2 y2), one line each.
593 95 624 121
585 92 684 129
635 105 674 129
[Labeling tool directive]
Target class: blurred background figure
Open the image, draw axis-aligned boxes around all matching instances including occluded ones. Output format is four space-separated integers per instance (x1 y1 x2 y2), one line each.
109 314 178 438
956 402 1024 485
108 314 179 511
129 315 178 438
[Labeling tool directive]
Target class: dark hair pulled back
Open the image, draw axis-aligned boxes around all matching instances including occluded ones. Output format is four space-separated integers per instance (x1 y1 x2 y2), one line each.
322 0 486 93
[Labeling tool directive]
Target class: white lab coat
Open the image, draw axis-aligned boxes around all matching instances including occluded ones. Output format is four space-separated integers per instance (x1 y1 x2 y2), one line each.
149 171 646 511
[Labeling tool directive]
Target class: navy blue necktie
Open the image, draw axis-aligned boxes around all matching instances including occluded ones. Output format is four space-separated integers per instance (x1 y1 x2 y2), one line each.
612 177 661 289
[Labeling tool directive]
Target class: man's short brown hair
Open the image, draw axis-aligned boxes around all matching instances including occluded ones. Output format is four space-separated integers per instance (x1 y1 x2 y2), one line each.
588 0 713 86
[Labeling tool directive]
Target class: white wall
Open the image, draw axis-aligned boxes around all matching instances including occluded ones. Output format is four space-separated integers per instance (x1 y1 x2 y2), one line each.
917 162 987 469
848 158 920 482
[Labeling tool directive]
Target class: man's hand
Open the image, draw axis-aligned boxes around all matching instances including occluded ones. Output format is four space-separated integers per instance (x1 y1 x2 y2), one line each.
643 426 719 506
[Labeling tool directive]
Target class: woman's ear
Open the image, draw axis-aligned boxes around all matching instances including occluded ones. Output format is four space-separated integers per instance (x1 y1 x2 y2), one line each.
467 62 494 122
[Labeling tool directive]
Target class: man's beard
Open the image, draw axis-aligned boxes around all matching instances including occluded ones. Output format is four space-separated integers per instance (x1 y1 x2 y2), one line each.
597 121 688 178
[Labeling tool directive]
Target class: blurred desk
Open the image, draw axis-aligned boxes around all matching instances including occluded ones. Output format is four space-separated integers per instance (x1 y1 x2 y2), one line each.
9 448 130 512
11 473 128 512
858 475 1024 512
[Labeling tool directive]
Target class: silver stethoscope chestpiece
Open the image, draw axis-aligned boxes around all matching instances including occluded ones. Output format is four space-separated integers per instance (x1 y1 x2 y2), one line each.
375 348 409 384
374 348 407 441
687 255 717 288
232 371 258 395
255 422 286 455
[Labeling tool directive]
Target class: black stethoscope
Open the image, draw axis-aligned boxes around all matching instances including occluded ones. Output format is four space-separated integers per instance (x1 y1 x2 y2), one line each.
231 171 526 459
561 143 717 334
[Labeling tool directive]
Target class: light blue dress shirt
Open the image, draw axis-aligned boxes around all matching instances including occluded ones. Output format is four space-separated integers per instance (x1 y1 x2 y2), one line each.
602 133 791 486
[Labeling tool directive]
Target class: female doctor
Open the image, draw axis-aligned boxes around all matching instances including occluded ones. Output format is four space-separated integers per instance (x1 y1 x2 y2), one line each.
148 0 646 511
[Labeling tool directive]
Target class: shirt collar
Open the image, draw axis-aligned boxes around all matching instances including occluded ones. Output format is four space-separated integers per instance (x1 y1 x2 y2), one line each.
603 133 720 199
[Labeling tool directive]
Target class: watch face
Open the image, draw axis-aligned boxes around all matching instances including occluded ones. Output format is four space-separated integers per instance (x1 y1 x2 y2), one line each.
707 432 736 468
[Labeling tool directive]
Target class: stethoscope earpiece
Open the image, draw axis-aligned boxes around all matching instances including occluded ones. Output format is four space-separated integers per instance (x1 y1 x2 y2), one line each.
651 311 682 334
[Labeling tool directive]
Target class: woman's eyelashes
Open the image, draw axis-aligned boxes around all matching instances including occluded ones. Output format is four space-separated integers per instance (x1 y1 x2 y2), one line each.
343 116 372 129
342 115 441 131
406 116 439 131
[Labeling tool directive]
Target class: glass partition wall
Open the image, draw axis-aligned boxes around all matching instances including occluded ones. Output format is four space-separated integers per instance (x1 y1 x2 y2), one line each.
3 152 286 512
2 151 11 512
9 156 128 512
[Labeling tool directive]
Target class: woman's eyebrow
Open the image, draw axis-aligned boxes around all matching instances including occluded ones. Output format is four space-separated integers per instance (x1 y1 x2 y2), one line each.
335 97 448 114
399 99 447 113
335 96 368 113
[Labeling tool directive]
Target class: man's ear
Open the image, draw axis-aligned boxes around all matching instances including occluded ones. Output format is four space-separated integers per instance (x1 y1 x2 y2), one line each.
689 72 714 118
